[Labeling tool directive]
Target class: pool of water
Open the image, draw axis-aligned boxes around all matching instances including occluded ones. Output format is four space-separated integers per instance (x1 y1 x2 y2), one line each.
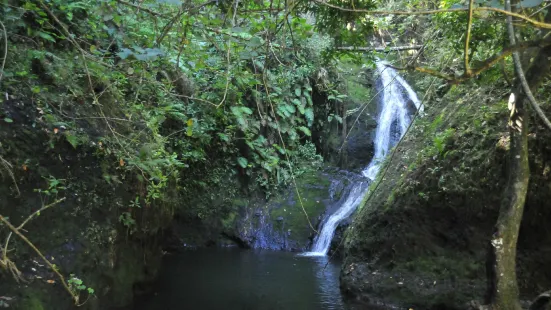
133 247 345 310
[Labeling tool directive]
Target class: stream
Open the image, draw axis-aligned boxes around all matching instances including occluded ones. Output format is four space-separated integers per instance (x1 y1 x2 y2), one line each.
133 247 345 310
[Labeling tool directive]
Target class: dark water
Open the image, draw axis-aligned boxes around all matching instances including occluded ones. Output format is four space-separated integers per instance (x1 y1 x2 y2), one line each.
133 247 345 310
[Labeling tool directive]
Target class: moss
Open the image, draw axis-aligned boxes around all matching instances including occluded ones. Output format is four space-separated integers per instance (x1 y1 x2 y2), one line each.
109 244 161 307
342 83 514 308
338 60 372 104
269 170 331 245
18 294 45 310
221 211 237 230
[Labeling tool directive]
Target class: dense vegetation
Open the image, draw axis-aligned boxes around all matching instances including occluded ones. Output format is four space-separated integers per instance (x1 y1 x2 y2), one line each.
1 0 551 308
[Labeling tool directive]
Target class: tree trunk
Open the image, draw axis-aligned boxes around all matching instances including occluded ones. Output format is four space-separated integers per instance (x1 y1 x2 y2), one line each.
488 87 529 310
486 7 551 308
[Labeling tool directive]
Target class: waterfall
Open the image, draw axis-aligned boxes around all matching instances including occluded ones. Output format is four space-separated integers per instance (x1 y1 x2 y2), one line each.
301 61 420 256
362 61 422 180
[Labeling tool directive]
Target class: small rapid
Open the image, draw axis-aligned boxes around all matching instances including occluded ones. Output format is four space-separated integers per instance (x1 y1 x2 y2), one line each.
301 61 421 256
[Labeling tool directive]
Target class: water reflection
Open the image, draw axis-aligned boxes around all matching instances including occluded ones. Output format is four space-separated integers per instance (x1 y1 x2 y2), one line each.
305 255 345 310
133 248 345 310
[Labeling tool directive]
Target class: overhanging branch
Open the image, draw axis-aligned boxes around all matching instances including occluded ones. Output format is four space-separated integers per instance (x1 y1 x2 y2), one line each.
388 39 551 83
311 0 551 29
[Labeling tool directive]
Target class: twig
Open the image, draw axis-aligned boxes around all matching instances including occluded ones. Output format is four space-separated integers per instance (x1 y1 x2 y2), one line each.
529 2 551 17
3 198 66 262
0 212 79 304
338 65 398 152
506 0 551 130
0 157 20 197
465 0 475 74
115 0 166 17
157 0 215 45
0 21 7 86
215 0 239 108
337 45 424 52
284 0 298 57
389 39 551 82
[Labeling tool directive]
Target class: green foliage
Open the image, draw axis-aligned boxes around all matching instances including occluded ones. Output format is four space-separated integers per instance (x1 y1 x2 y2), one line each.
433 128 455 157
0 0 343 226
119 212 136 233
34 176 66 197
304 0 377 49
67 275 95 296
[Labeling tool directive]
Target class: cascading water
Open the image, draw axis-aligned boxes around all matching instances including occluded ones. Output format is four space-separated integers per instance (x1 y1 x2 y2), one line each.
302 61 421 256
362 61 422 180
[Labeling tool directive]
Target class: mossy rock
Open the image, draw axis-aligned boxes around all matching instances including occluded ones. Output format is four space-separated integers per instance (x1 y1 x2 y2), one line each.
220 170 334 251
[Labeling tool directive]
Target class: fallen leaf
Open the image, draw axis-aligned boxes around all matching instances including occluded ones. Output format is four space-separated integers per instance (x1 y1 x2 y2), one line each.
22 164 27 171
119 158 125 167
46 280 55 284
53 128 59 134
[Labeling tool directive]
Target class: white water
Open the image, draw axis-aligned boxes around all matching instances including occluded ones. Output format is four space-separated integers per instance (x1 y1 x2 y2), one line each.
362 61 422 180
302 61 420 256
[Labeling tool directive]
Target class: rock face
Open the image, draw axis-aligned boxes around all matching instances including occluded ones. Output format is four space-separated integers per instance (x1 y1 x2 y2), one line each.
224 170 335 251
340 84 551 308
0 100 170 309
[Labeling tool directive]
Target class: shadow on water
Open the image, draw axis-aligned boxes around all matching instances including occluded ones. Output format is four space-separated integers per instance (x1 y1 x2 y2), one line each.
131 247 346 310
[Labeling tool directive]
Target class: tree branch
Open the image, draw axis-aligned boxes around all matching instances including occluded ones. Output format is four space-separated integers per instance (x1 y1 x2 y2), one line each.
506 3 551 130
388 39 551 83
0 21 7 86
3 198 67 263
0 211 79 304
337 45 423 52
465 0 475 74
311 0 551 29
115 0 166 17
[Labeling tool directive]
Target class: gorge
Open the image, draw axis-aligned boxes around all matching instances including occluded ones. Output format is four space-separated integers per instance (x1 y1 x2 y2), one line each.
2 0 551 309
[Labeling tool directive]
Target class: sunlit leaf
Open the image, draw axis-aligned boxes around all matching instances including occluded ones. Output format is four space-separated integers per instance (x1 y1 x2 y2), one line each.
237 157 248 168
37 31 56 42
297 126 311 136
